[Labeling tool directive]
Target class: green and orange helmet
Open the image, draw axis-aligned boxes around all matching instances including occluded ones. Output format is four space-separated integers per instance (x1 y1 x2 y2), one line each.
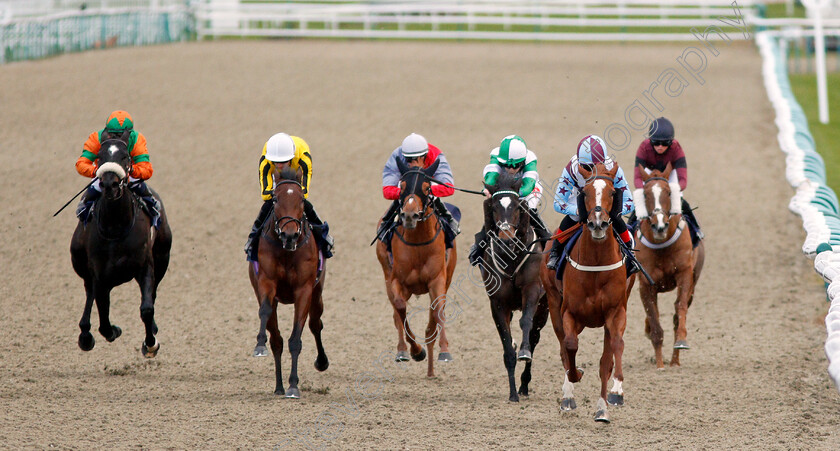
104 110 134 134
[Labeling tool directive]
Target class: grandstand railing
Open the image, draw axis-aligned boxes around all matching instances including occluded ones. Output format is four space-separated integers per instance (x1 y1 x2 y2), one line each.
193 0 762 42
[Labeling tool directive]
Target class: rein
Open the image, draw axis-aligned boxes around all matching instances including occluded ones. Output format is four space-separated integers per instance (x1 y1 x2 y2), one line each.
265 179 310 252
640 218 686 249
488 227 540 279
94 175 137 241
393 217 443 246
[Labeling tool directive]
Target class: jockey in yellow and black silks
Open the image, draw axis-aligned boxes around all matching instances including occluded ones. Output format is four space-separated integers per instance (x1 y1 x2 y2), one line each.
245 132 333 261
75 110 161 226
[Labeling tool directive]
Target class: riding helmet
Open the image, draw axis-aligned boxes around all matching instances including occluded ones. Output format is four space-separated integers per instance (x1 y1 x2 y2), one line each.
576 134 608 165
104 110 134 133
400 133 429 158
265 132 296 162
648 117 675 141
497 135 527 167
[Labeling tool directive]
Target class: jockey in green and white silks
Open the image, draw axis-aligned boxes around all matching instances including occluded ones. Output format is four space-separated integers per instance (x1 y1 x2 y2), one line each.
468 135 552 266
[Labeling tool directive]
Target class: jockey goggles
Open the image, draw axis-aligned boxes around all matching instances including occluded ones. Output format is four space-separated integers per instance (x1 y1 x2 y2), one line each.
500 160 525 170
650 139 672 147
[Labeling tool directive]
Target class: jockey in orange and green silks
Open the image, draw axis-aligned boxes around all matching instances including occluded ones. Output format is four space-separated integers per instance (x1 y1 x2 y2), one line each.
75 110 160 226
76 110 153 180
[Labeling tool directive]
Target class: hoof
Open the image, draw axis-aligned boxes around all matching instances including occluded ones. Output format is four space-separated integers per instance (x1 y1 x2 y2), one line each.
594 409 610 423
395 351 410 362
314 355 329 372
508 394 520 403
674 340 690 350
517 349 532 362
411 348 426 362
253 345 269 357
142 340 159 359
560 398 576 411
517 387 529 398
437 352 453 362
104 325 122 342
78 333 95 351
607 393 624 406
285 387 301 399
274 388 285 396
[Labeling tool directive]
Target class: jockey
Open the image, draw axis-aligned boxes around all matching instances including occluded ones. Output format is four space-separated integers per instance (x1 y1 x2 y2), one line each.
631 117 704 242
75 110 160 226
244 132 334 262
546 134 638 273
468 135 551 266
376 133 460 248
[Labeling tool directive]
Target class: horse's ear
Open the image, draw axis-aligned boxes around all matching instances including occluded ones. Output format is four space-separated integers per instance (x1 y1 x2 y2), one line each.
605 163 619 180
424 159 440 177
662 162 673 179
638 164 650 182
483 181 494 194
578 163 592 180
396 157 409 175
512 175 523 191
118 129 131 143
296 167 303 183
271 166 281 185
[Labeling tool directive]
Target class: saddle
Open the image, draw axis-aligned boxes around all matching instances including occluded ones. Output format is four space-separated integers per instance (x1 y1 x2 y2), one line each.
554 227 638 282
76 191 160 228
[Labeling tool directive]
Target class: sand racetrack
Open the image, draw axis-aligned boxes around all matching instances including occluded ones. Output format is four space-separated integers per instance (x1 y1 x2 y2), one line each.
0 39 838 449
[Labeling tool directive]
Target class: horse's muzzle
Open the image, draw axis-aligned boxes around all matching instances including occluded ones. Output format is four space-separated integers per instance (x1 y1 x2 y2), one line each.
399 211 421 229
279 231 300 251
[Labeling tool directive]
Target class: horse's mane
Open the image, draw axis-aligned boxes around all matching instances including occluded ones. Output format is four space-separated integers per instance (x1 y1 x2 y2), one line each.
275 166 301 184
493 171 523 193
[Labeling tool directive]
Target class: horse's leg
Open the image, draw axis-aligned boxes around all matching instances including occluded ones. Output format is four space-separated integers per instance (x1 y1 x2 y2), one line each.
78 277 96 351
595 328 614 423
547 282 576 410
309 285 329 372
93 282 122 343
640 282 664 369
490 301 518 401
254 278 277 357
286 286 313 399
519 295 548 398
267 306 284 395
671 271 694 365
562 311 583 383
606 307 627 409
517 285 542 362
392 282 424 361
425 277 449 377
138 265 159 358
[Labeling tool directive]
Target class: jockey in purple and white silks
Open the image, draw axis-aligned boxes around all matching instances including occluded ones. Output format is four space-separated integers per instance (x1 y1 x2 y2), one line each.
546 134 638 273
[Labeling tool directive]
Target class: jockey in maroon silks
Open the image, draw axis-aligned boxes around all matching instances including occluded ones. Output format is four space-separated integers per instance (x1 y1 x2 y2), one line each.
630 117 704 243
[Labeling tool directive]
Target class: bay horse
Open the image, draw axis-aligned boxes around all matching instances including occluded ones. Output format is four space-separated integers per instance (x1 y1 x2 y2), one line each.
539 162 628 423
249 166 328 398
70 136 172 358
478 172 549 402
635 163 705 369
375 158 456 378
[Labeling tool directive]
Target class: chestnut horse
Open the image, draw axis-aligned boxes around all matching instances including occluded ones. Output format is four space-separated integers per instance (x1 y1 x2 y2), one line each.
635 164 705 369
478 172 548 402
249 167 328 398
376 158 456 378
539 162 628 423
70 138 172 358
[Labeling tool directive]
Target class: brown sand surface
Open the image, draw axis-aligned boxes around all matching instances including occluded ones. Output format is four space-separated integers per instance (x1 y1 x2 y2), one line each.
0 40 837 449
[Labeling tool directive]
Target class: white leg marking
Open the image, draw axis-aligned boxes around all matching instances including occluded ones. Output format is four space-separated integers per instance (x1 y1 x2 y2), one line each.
596 397 608 411
610 378 624 395
562 373 575 399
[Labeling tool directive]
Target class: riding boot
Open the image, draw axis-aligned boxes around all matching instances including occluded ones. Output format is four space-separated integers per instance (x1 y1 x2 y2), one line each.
76 186 100 223
546 239 561 271
432 197 460 236
681 198 704 240
528 208 552 242
468 227 487 266
626 210 639 235
245 200 274 262
129 181 162 227
375 200 401 244
304 198 334 258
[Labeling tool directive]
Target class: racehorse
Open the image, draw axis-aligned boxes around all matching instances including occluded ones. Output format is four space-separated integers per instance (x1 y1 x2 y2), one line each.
375 158 456 378
478 172 548 402
70 136 172 358
539 162 629 423
635 163 705 369
249 167 329 398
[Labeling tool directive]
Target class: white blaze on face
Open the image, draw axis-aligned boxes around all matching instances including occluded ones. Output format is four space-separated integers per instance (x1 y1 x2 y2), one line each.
287 189 294 195
499 196 512 210
108 145 119 155
651 184 665 227
593 180 606 222
407 197 415 205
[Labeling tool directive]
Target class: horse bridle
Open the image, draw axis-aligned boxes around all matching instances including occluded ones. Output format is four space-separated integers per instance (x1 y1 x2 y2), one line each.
582 175 617 225
399 169 434 221
270 179 309 251
491 189 522 236
642 176 673 220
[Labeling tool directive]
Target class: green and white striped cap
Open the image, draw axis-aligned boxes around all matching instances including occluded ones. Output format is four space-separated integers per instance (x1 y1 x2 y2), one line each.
497 135 527 166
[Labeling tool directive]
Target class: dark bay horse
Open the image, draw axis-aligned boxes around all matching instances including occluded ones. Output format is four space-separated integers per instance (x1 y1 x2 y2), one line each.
375 158 456 378
249 167 328 398
478 172 548 402
70 138 172 358
539 162 628 423
635 164 705 369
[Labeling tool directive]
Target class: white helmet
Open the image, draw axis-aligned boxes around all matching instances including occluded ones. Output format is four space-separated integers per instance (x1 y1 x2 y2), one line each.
400 133 429 158
265 133 295 162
